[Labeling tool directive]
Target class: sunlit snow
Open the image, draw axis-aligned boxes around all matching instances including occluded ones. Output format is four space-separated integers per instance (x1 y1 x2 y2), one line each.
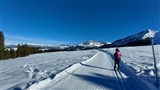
0 45 160 90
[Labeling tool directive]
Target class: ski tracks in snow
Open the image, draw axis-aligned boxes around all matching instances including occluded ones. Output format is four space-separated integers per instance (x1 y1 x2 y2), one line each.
28 51 116 90
28 50 151 90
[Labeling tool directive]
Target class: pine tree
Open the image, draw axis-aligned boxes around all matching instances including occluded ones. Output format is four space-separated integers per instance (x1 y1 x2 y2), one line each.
10 48 16 58
16 44 21 57
0 31 4 48
0 48 4 60
24 44 30 56
0 31 5 60
17 44 30 57
4 49 10 59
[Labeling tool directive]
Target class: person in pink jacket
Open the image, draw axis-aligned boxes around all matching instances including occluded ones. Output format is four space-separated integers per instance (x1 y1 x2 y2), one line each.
114 48 121 70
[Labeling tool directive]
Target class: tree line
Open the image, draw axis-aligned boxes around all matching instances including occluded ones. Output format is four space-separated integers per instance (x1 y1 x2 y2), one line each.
0 31 103 60
0 31 43 60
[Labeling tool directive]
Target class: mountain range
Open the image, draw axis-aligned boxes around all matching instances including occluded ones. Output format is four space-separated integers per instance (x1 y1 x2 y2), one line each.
5 29 159 50
110 29 158 47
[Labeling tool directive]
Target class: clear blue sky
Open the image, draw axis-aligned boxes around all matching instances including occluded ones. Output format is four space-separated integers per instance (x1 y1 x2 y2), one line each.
1 0 159 45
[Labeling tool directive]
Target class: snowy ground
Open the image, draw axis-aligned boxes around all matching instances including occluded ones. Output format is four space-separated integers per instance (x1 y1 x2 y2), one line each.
0 45 160 90
0 50 97 90
106 45 160 89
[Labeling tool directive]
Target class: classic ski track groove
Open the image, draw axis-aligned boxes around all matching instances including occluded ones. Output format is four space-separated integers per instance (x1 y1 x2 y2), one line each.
117 70 129 90
107 54 123 90
28 51 149 90
107 53 128 90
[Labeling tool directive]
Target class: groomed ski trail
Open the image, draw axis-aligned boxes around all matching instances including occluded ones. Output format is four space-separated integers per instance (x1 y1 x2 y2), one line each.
29 50 151 90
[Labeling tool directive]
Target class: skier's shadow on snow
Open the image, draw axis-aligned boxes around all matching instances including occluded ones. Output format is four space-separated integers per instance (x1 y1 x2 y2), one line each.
12 87 22 90
71 72 121 89
100 50 151 90
80 62 114 71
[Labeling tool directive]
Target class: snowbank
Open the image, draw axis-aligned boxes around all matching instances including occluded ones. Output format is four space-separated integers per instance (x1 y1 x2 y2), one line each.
105 45 160 89
1 45 160 90
0 50 97 90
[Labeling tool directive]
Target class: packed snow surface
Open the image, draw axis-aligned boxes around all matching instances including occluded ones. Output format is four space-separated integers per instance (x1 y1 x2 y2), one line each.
0 45 160 90
107 45 160 89
1 50 96 90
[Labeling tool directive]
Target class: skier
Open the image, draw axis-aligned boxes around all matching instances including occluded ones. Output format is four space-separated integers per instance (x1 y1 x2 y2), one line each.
114 48 121 71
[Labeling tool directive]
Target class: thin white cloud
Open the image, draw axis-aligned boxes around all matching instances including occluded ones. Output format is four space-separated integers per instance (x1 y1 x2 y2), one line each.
4 34 67 45
5 34 33 41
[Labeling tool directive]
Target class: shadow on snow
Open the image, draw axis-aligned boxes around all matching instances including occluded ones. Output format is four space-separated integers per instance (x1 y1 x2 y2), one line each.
101 50 151 90
80 62 114 71
70 72 121 90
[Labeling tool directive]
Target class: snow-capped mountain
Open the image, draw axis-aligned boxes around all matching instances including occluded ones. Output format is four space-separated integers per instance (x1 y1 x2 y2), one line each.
46 40 110 50
5 44 17 48
77 40 110 47
5 29 158 50
5 40 110 51
69 40 110 50
111 29 158 47
29 44 71 51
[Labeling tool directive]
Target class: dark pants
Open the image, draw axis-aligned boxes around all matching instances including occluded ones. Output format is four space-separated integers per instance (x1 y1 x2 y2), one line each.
114 58 120 70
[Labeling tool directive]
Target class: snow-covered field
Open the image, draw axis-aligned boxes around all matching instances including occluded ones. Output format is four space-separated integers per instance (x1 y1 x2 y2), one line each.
106 45 160 89
0 45 160 90
0 50 97 90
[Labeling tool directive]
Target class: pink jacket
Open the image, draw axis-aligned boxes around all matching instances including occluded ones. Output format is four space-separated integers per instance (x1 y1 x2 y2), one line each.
117 51 121 58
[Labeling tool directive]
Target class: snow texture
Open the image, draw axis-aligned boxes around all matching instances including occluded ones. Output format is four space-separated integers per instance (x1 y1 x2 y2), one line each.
107 45 160 90
0 45 160 90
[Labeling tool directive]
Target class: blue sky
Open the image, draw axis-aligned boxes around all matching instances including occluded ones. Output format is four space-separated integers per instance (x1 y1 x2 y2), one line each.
1 0 159 45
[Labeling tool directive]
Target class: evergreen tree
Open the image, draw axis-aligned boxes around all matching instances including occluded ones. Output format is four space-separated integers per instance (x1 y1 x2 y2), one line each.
0 31 4 60
16 44 21 57
4 49 10 59
0 48 4 60
24 44 30 56
15 43 43 58
16 44 30 57
21 44 28 56
10 48 16 58
0 31 4 48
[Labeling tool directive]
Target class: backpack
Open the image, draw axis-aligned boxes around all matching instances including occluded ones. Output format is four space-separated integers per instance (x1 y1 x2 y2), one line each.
114 51 121 58
117 51 121 58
